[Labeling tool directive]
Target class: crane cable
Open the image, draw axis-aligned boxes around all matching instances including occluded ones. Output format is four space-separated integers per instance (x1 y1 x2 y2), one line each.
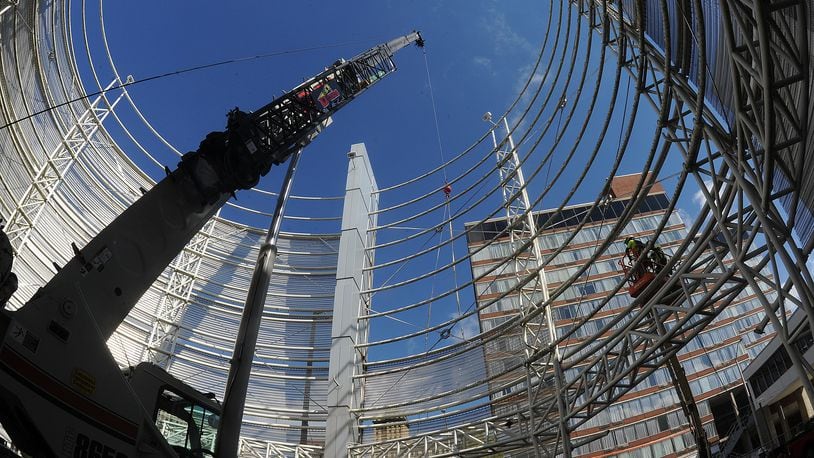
422 46 465 340
547 95 568 184
422 47 448 183
425 222 446 351
444 186 465 339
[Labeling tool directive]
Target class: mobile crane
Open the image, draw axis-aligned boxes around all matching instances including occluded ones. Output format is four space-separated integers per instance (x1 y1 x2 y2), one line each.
0 31 423 457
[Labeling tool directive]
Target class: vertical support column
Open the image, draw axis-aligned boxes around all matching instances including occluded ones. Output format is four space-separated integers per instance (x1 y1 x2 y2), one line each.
753 404 774 449
216 149 303 457
326 143 377 458
485 114 570 456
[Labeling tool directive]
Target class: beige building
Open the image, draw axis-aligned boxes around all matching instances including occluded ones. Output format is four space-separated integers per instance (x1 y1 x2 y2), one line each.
740 307 814 454
372 417 410 443
466 175 776 456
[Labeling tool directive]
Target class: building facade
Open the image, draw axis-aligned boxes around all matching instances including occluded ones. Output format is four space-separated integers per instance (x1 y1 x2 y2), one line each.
466 175 776 457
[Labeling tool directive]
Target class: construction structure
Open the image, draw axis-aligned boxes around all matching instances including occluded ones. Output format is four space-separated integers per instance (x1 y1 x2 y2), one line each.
467 174 778 455
0 0 813 457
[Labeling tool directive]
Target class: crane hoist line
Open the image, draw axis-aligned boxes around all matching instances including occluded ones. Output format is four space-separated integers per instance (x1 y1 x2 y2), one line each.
0 31 423 458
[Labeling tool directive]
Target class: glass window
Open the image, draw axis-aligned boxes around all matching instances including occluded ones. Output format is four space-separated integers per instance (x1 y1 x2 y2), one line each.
657 414 669 432
601 434 615 450
614 428 627 446
155 389 219 456
634 422 647 438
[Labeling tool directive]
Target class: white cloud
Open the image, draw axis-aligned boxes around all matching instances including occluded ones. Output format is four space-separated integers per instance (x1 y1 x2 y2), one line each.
693 179 713 208
450 311 480 340
510 63 552 145
676 208 694 226
473 56 492 68
514 65 549 94
481 7 535 55
472 56 496 78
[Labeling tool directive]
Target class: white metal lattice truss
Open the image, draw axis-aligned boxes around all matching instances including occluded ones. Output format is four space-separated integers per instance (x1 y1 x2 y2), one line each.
487 116 571 456
3 79 125 256
143 212 220 368
239 437 323 458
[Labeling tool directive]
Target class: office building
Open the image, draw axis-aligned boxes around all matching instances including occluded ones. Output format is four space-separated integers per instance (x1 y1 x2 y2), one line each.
466 174 776 456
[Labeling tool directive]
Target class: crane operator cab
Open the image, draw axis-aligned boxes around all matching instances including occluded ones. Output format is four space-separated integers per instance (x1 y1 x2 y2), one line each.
125 362 221 457
619 237 669 299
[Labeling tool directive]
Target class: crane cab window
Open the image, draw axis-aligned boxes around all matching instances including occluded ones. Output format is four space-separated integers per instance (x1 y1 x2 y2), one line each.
155 388 218 457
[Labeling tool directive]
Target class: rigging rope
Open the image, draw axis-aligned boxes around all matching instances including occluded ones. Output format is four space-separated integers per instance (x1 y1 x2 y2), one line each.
414 47 466 345
422 47 448 183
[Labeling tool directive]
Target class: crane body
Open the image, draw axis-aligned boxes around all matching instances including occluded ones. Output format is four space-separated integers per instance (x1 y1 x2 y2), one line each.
0 31 422 457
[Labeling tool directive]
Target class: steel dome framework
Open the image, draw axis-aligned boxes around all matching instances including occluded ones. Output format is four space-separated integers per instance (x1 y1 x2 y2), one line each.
0 0 813 457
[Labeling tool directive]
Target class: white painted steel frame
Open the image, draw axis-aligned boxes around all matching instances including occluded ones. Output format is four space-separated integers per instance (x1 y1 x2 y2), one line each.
488 116 571 456
4 0 814 456
349 0 814 456
3 78 124 256
143 212 219 368
325 144 379 457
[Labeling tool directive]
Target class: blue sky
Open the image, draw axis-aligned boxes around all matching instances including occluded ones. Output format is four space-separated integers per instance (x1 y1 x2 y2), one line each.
73 1 705 359
82 1 678 202
83 2 548 198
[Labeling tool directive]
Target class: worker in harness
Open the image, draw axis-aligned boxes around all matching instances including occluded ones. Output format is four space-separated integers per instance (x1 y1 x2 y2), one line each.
623 236 647 282
624 236 645 258
649 243 668 271
624 237 669 272
620 236 673 299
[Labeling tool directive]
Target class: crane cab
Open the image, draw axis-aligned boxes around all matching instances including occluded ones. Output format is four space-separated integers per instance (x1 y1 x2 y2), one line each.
125 363 221 457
